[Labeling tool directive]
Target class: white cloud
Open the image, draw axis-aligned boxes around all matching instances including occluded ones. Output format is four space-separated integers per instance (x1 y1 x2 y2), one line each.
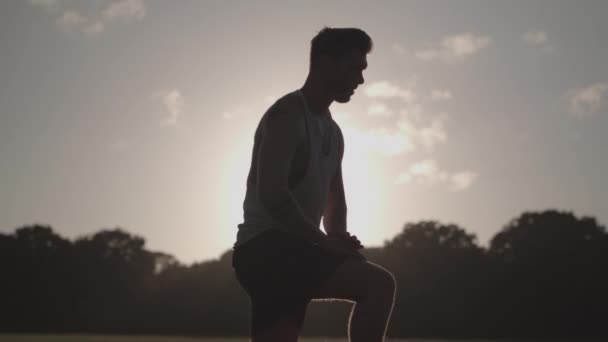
342 123 415 158
368 103 393 117
418 115 447 148
221 106 252 121
568 83 608 118
162 90 184 126
395 108 448 150
431 89 453 101
29 0 145 36
85 20 104 36
364 128 414 157
56 10 88 32
392 43 406 56
364 81 416 103
398 104 423 122
522 30 548 46
415 33 491 63
28 0 59 13
103 0 145 21
522 30 554 52
449 171 478 191
395 159 477 191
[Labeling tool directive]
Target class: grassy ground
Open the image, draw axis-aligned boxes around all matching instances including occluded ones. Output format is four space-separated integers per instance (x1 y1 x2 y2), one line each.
0 337 356 342
0 337 354 342
0 336 499 342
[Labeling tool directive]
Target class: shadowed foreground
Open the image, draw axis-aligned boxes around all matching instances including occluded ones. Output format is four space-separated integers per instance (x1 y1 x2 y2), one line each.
2 210 607 338
0 337 576 342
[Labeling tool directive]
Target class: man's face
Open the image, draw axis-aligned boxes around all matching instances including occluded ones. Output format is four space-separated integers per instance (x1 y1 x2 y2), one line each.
325 49 367 103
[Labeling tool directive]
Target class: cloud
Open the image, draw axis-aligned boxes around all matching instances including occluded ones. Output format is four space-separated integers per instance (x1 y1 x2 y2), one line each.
364 81 416 103
85 20 104 36
395 107 448 150
334 108 414 157
449 171 478 191
398 103 423 122
56 10 88 32
340 123 415 158
567 83 608 118
362 128 414 157
29 0 145 36
431 89 453 101
368 103 394 117
418 115 447 148
522 29 554 52
522 30 547 46
102 0 145 21
221 106 252 121
162 90 184 126
395 159 477 191
415 33 491 63
392 43 406 56
28 0 59 13
364 80 451 154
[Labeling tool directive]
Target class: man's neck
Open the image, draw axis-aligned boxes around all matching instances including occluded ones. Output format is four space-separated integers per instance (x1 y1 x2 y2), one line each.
300 75 332 117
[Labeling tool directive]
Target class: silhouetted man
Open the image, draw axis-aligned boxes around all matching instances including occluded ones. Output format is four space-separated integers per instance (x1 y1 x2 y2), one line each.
232 27 396 342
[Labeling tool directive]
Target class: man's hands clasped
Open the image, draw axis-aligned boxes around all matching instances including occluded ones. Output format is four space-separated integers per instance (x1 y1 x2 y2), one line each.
321 231 366 261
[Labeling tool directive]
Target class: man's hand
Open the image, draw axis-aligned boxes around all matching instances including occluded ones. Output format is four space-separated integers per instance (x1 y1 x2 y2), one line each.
322 237 366 261
322 232 366 261
327 231 364 250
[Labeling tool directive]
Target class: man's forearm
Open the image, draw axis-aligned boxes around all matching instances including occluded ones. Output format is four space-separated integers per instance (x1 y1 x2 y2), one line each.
323 199 347 235
261 192 328 245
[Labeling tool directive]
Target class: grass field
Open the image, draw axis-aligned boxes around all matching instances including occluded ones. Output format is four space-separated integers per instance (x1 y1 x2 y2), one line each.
0 337 515 342
0 337 385 342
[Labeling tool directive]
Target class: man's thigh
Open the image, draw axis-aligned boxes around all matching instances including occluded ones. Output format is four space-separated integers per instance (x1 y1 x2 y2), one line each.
312 258 396 303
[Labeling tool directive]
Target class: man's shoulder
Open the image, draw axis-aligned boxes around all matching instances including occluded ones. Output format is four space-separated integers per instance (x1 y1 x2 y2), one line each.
260 90 305 124
258 90 306 138
270 90 305 115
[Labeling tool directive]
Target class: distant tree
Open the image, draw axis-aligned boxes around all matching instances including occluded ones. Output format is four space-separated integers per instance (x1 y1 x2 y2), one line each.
488 210 608 338
380 221 490 337
70 228 156 332
2 212 607 338
1 225 73 331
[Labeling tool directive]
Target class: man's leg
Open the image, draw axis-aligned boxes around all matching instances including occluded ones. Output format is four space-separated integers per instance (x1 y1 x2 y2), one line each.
312 259 396 342
250 298 308 342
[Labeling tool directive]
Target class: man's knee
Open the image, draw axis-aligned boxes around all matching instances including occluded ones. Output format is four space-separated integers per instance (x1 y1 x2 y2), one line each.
370 267 396 301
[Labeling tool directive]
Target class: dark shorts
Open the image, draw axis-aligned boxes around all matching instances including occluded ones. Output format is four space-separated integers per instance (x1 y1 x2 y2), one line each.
231 229 349 335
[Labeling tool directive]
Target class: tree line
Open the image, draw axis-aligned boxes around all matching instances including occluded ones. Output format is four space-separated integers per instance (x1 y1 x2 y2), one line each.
1 209 606 338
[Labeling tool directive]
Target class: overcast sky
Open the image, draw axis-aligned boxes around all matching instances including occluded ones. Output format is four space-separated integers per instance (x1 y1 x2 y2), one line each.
2 0 607 264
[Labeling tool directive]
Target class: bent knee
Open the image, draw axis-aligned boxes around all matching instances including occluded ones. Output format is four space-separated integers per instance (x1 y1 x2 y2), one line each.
377 269 396 295
367 266 396 300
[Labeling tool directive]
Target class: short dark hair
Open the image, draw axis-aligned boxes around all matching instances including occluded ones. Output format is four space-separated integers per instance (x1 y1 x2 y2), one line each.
310 27 373 69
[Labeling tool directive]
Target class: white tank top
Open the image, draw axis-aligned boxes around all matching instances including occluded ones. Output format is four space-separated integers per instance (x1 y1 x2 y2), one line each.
233 89 342 249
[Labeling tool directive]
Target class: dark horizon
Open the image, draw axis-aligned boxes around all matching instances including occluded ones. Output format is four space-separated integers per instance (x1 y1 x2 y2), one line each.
2 208 607 338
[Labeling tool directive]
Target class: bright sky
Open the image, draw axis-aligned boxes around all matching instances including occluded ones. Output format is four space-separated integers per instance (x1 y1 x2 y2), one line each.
2 0 607 264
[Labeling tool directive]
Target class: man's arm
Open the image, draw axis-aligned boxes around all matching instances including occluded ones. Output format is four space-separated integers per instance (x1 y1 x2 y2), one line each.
323 163 347 235
257 105 328 246
323 124 347 235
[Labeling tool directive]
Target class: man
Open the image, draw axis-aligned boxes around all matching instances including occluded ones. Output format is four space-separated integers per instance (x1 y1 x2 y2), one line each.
232 27 396 342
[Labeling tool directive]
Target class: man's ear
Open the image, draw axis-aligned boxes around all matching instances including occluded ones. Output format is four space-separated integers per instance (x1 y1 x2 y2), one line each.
318 53 336 69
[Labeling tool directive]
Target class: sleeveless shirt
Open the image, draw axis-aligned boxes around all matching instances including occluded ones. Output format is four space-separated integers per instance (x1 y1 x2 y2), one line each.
233 89 342 249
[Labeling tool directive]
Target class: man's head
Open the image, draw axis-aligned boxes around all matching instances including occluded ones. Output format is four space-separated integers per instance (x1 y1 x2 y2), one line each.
309 27 373 103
